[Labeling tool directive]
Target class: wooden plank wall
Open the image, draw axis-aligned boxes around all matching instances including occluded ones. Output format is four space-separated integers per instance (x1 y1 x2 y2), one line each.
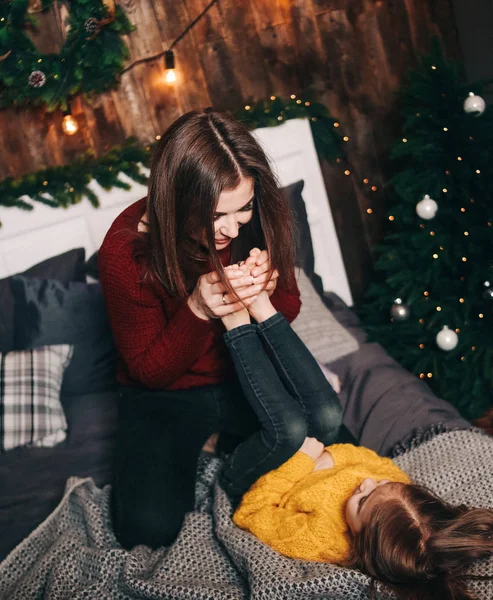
0 0 460 303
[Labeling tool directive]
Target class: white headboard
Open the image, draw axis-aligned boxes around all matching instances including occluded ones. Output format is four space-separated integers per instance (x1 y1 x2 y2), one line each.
0 118 352 305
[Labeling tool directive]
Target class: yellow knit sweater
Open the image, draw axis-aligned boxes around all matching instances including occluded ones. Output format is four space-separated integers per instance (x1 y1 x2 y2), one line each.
233 444 410 563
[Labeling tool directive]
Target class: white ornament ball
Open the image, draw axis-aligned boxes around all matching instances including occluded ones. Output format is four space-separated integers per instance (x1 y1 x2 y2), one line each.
436 325 459 351
464 92 486 116
416 194 438 220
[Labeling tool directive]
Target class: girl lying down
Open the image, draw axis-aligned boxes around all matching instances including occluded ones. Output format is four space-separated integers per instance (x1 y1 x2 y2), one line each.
216 270 493 600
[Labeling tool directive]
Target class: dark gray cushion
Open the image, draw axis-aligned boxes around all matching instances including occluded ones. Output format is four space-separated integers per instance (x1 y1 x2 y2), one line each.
0 249 85 354
11 278 116 395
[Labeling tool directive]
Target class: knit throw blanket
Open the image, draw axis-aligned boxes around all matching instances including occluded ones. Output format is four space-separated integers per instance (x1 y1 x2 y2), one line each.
1 429 493 600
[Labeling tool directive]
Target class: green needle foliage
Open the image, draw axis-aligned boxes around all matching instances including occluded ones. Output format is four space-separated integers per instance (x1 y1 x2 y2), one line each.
235 93 343 162
0 0 134 110
0 139 151 215
360 41 493 420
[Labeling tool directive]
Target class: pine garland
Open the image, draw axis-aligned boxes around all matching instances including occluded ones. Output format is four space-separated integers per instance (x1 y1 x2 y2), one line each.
0 139 151 213
235 93 344 162
0 93 345 216
0 0 134 110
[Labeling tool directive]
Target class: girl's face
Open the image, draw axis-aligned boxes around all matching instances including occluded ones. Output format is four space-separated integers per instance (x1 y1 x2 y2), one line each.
213 176 255 249
345 478 395 534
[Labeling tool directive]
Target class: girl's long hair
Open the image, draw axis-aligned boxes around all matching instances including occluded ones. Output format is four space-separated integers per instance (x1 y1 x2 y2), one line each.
141 108 296 297
347 483 493 600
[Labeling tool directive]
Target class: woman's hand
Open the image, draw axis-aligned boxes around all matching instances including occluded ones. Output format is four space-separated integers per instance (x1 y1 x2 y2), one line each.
187 265 263 320
243 248 279 297
298 437 325 461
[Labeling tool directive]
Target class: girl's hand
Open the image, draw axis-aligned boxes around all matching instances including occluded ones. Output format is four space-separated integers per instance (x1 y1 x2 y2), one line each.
298 437 325 462
243 248 279 297
188 265 263 320
313 450 335 471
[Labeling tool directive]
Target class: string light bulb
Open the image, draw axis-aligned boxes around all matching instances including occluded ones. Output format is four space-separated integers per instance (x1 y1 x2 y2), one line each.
164 50 176 83
61 111 79 136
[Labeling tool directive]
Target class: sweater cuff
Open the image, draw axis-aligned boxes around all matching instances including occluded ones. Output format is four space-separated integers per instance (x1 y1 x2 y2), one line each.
271 286 301 323
275 451 315 481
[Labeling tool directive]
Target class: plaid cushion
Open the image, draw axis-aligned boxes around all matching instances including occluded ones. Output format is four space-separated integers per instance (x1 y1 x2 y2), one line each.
0 345 73 452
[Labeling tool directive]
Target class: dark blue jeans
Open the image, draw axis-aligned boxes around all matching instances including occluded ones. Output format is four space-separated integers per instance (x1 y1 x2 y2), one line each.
220 312 342 496
111 313 342 549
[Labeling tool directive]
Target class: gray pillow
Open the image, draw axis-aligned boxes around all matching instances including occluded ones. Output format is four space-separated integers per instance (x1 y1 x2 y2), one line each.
291 269 358 365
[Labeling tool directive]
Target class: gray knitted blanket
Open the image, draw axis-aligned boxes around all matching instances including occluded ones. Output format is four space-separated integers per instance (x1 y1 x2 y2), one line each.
1 429 493 600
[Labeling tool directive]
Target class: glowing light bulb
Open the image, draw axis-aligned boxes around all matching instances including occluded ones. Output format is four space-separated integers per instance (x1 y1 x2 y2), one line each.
61 114 79 136
165 69 176 83
164 50 176 84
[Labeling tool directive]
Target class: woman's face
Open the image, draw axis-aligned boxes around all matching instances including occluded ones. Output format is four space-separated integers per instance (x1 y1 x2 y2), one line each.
345 478 395 534
212 176 255 250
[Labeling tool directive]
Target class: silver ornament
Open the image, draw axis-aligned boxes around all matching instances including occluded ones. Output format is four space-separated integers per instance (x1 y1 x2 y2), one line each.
390 298 410 322
436 325 459 351
416 194 438 220
464 92 486 116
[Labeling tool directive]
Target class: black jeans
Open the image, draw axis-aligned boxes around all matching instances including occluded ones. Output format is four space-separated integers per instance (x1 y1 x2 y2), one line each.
111 313 342 550
220 312 342 496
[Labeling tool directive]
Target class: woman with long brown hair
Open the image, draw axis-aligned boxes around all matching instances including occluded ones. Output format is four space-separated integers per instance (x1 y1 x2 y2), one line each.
98 108 342 550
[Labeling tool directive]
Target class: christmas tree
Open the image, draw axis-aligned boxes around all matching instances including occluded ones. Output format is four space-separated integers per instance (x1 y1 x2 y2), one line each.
360 42 493 421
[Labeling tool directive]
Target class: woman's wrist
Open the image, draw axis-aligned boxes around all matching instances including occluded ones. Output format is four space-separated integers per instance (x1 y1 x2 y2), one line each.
187 295 210 321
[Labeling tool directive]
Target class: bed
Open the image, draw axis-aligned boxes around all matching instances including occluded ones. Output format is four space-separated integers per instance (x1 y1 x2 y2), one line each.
1 119 491 600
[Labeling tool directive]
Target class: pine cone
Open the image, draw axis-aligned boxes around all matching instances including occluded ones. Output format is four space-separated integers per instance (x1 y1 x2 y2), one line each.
28 70 46 88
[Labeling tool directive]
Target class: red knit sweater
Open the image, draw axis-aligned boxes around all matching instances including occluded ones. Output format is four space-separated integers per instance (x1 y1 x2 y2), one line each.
98 198 301 390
